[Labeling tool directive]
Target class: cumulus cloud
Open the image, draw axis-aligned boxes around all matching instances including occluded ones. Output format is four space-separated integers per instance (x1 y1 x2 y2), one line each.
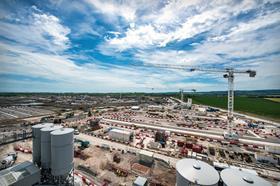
0 5 71 52
0 0 279 92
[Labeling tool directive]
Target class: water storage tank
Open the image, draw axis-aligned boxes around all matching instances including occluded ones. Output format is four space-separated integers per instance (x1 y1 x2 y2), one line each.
40 125 63 169
221 168 272 186
32 123 53 165
51 128 74 176
176 158 219 186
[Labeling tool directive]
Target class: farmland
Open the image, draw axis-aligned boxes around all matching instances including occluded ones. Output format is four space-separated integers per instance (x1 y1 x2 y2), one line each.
191 96 280 121
265 98 280 103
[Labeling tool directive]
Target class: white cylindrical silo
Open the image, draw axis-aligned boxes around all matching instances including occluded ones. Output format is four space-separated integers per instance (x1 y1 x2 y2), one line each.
32 123 53 166
41 125 63 169
221 168 272 186
51 128 74 176
176 158 219 186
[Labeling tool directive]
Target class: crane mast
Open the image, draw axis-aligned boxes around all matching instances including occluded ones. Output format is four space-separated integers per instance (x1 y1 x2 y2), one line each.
179 89 196 102
191 67 256 140
224 69 235 139
179 89 184 102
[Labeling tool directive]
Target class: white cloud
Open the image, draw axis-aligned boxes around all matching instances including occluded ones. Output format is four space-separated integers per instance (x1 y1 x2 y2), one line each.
134 50 223 67
32 12 70 48
209 11 280 42
100 0 279 52
85 0 137 22
0 1 279 92
0 6 70 52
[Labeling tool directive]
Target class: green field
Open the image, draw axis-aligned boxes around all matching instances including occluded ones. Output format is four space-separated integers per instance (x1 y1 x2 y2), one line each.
265 98 280 103
190 96 280 121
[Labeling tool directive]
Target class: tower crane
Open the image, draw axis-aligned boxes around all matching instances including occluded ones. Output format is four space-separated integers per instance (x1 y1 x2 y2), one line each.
138 64 256 140
189 67 256 140
179 89 196 102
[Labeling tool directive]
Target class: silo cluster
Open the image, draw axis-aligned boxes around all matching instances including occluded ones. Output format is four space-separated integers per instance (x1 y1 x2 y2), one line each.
32 123 74 181
40 125 63 169
32 123 54 166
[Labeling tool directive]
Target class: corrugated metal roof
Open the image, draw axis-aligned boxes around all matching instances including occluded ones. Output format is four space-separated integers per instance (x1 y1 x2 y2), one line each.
134 176 147 186
110 128 131 135
0 161 40 186
139 150 154 157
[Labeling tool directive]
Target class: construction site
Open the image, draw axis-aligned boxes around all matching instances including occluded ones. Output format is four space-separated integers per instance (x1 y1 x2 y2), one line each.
0 85 280 186
0 65 280 186
0 1 280 185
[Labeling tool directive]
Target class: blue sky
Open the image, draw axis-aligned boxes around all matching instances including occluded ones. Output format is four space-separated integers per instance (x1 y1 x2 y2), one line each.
0 0 279 92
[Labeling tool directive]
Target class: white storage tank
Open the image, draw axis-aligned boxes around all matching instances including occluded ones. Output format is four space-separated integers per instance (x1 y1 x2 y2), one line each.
32 123 53 166
40 125 63 169
51 128 74 176
176 158 219 186
221 168 272 186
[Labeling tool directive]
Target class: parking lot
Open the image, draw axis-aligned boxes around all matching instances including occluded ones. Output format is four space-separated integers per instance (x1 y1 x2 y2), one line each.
0 106 53 120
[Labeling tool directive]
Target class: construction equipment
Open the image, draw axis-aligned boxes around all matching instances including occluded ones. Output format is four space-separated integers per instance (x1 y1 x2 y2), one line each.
0 152 17 170
137 64 256 141
113 153 121 163
74 138 90 149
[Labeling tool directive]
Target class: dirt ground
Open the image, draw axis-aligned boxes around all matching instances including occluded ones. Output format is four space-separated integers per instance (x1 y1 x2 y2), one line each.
151 161 176 186
74 145 176 186
0 139 32 163
74 146 137 185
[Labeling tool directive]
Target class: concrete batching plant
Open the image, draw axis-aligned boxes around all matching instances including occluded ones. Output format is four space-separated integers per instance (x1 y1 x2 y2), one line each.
0 123 75 186
32 123 53 166
41 125 63 169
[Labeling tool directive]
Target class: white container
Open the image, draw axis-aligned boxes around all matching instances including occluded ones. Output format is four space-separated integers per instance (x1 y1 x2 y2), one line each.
51 128 74 176
40 125 63 169
109 128 132 142
221 168 272 186
32 123 53 165
139 150 154 165
265 145 280 154
176 158 219 186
